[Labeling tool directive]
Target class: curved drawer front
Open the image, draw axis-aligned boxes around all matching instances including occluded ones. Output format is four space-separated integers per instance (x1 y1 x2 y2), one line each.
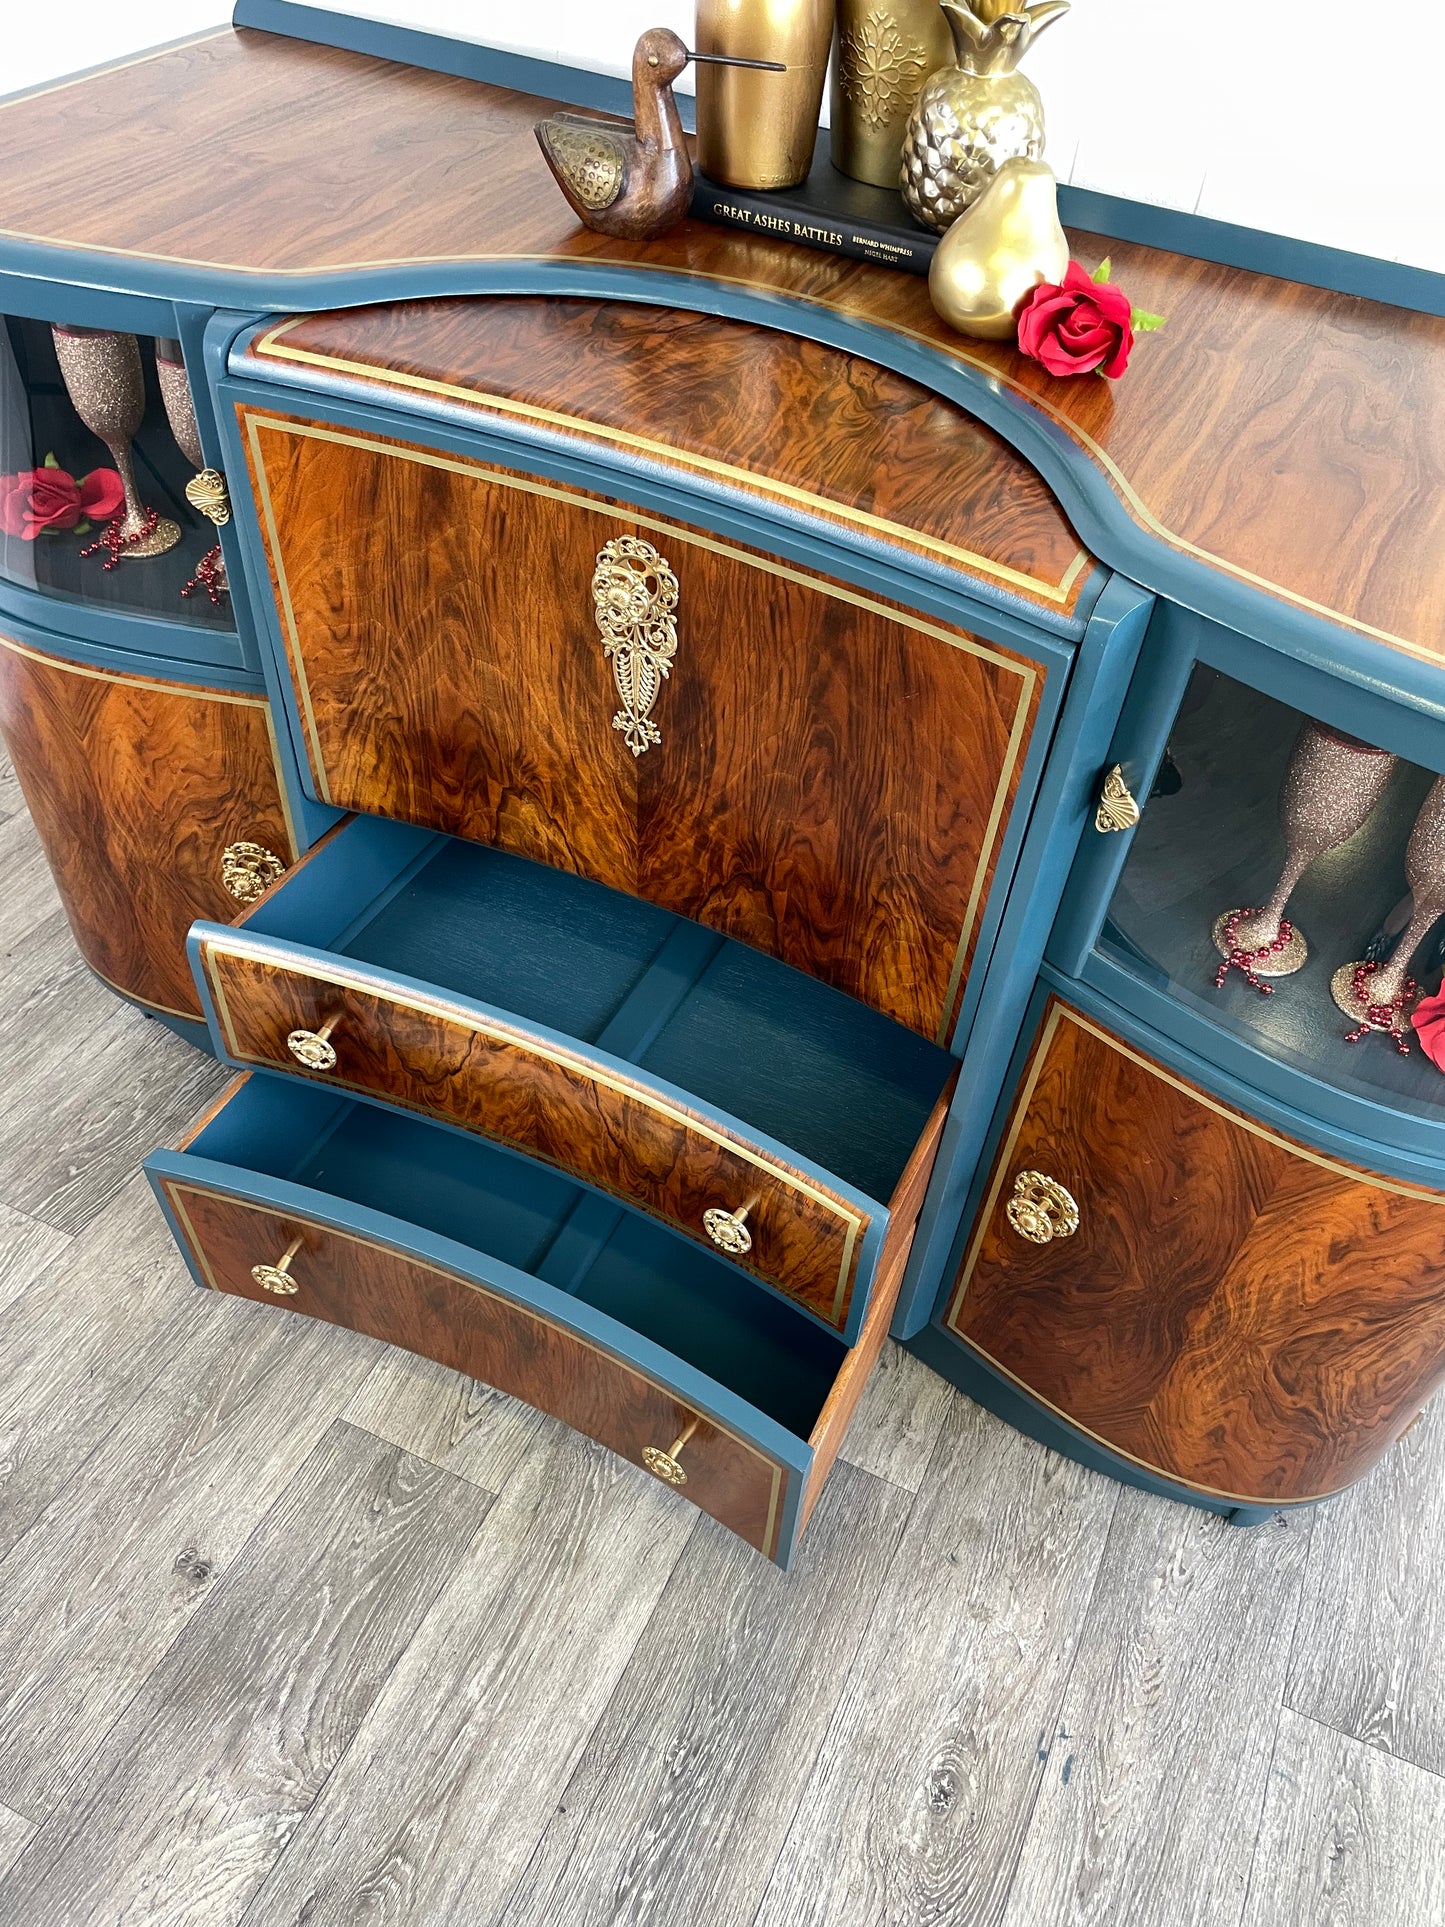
947 996 1445 1504
158 1175 792 1560
198 936 872 1333
236 405 1047 1045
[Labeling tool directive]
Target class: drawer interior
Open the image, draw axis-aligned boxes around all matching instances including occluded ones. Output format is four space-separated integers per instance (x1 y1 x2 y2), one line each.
243 820 956 1203
190 1076 847 1438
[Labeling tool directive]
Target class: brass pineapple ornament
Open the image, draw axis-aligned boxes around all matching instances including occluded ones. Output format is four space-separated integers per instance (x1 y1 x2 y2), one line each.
901 0 1070 233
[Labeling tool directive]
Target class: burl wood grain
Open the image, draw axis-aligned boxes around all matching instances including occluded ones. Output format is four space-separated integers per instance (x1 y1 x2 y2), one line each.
242 411 1038 1043
246 298 1090 612
199 941 871 1331
1 28 1440 658
162 1178 790 1559
0 635 292 1018
946 999 1445 1504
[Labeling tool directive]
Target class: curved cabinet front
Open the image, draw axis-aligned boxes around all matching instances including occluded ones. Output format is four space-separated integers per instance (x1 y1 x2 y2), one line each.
0 630 294 1018
945 995 1445 1505
235 404 1049 1046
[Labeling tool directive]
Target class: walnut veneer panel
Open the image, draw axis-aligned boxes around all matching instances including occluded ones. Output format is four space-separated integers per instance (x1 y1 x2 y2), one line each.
199 941 873 1332
246 298 1090 613
0 635 292 1018
2 29 1440 657
946 999 1445 1504
160 1177 788 1558
242 411 1039 1043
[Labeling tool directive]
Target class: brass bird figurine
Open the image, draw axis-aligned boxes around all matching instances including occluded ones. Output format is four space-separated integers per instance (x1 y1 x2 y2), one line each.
535 28 783 241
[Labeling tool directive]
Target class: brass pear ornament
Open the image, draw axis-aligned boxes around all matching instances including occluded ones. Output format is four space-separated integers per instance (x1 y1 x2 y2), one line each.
928 157 1068 338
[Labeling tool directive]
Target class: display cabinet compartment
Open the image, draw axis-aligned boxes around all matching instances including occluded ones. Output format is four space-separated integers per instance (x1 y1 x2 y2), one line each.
189 813 956 1343
0 317 233 634
1054 607 1445 1162
941 989 1445 1509
147 1074 906 1566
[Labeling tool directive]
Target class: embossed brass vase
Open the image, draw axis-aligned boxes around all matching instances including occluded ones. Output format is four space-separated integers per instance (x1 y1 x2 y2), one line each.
831 0 951 189
928 157 1066 338
901 0 1070 232
695 0 835 189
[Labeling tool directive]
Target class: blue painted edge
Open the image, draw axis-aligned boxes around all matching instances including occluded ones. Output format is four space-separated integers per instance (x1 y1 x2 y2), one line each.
905 1324 1284 1528
186 914 890 1346
0 574 247 677
232 0 1445 322
0 596 265 693
893 571 1156 1337
203 312 345 852
144 1133 810 1563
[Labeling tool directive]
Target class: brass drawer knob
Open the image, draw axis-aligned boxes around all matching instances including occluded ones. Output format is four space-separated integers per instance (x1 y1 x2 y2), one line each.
702 1193 759 1256
221 841 286 904
251 1234 303 1295
1005 1170 1079 1245
642 1415 699 1487
286 1016 340 1072
1095 764 1141 833
185 467 232 526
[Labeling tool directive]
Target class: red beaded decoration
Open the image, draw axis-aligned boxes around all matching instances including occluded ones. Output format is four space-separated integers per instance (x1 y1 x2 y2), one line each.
181 544 227 606
1212 907 1296 994
79 507 160 571
1343 958 1417 1054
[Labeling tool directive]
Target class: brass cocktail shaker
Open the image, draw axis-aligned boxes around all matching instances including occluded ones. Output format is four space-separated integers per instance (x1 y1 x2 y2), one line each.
694 0 835 189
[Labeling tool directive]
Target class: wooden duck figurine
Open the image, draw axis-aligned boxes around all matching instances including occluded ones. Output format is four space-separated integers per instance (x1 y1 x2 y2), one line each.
535 28 782 241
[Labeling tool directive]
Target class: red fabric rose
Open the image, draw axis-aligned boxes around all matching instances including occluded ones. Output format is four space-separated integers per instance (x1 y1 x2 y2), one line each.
1017 260 1135 379
1412 984 1445 1072
0 463 123 539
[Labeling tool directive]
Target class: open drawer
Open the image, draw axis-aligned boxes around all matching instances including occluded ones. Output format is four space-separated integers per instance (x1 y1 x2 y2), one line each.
188 815 956 1343
147 1075 911 1566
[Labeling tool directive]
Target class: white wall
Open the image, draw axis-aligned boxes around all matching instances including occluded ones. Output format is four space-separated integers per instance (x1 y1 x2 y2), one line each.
4 2 1440 271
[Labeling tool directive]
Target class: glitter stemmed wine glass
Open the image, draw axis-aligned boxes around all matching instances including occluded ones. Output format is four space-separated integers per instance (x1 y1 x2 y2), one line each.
50 326 180 560
155 338 228 601
1213 721 1397 993
1332 773 1445 1050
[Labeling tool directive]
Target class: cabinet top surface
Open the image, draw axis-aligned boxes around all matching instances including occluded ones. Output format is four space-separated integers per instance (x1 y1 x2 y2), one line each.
239 297 1092 613
3 25 1443 664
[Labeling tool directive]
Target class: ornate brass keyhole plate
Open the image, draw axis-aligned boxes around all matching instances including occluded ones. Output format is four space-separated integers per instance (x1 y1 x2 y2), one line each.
592 536 679 757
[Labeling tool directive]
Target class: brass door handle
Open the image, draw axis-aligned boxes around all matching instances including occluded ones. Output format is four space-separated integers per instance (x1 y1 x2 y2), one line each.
642 1415 699 1487
1005 1171 1079 1245
1094 765 1141 833
286 1015 340 1072
221 841 286 904
251 1234 303 1295
702 1193 759 1256
184 467 231 525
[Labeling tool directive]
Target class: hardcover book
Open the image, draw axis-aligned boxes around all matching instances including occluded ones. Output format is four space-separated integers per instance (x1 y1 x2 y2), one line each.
690 131 940 276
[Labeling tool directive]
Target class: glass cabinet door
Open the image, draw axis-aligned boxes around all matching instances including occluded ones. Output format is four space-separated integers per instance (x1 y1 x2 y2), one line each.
0 315 232 632
1055 609 1445 1152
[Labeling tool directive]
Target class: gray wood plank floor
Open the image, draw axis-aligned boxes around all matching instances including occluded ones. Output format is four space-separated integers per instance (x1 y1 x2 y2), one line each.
0 753 1443 1927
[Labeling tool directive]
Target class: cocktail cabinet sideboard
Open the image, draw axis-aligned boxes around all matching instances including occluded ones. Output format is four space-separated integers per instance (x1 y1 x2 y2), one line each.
2 15 1443 1565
